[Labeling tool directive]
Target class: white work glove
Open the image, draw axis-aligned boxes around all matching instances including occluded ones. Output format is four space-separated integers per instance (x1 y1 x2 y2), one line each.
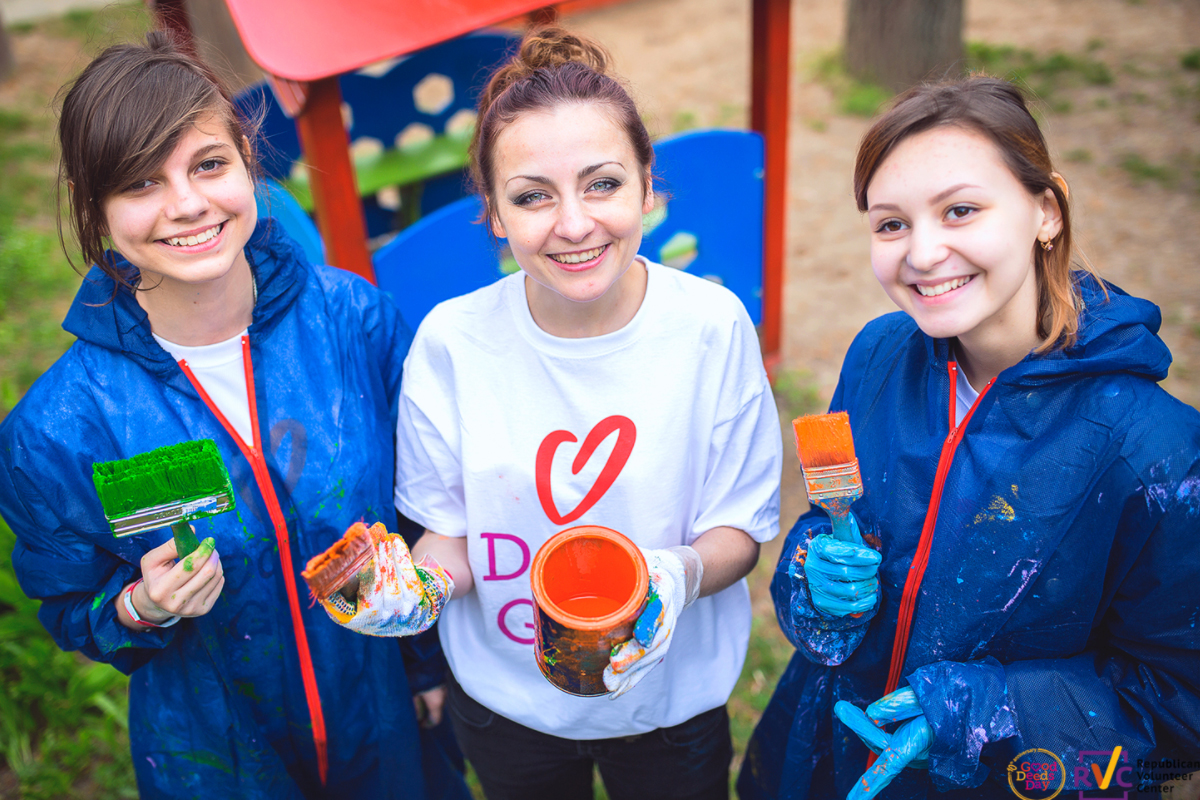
319 532 453 637
603 545 703 698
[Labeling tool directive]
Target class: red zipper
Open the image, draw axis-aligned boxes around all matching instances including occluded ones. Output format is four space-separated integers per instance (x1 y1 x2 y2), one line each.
866 361 994 768
179 336 329 786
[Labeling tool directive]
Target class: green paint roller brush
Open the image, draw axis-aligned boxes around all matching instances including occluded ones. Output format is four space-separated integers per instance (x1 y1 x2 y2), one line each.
92 439 235 558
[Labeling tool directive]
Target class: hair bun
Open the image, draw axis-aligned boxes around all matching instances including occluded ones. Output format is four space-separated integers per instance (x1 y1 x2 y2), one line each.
144 29 178 53
517 26 610 75
481 26 612 108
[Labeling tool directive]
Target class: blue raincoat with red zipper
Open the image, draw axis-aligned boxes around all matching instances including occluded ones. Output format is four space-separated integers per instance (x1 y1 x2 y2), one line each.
738 277 1200 799
0 220 470 800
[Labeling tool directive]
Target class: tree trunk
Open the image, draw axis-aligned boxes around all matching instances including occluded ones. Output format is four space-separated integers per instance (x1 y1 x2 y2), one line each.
844 0 964 94
0 7 15 84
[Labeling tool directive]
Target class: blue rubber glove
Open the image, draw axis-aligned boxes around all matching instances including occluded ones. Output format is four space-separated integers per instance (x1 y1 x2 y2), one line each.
835 687 933 800
800 513 881 617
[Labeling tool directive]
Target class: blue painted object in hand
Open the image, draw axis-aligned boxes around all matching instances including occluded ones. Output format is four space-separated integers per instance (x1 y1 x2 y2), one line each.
835 687 933 800
801 513 881 617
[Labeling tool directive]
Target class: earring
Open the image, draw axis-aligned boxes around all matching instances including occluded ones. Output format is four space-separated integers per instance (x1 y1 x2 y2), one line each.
1039 239 1054 252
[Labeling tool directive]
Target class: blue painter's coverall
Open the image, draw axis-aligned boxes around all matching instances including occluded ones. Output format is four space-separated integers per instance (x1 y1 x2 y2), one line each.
739 277 1200 799
0 220 469 800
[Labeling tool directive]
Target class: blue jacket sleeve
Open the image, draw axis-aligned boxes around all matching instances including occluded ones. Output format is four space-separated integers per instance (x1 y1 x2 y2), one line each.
771 509 877 666
0 428 177 674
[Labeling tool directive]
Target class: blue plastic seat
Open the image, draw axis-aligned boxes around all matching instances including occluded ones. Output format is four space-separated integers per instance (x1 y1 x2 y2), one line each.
643 129 764 324
372 195 505 328
373 128 765 331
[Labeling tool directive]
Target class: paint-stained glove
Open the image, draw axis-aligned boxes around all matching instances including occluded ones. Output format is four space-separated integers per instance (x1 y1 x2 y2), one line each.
319 532 453 637
798 512 880 617
835 687 933 800
603 546 703 699
781 513 880 665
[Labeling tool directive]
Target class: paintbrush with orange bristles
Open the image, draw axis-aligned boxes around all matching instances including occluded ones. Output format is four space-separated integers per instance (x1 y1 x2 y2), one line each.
792 411 864 543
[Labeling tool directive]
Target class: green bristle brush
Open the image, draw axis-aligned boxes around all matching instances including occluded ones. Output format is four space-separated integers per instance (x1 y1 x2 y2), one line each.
92 439 235 557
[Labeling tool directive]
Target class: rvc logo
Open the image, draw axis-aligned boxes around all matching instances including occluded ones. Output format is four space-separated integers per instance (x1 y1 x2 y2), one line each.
1075 746 1133 799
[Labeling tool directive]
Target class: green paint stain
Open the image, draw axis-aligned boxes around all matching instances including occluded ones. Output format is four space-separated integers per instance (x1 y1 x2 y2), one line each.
235 680 264 704
182 537 216 571
92 593 106 610
179 750 234 774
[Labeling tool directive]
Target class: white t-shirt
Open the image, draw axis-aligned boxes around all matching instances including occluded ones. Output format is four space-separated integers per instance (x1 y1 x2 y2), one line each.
954 365 980 427
395 260 782 739
154 330 253 446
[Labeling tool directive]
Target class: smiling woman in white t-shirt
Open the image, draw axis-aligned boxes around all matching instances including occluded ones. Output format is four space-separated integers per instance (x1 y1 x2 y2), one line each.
322 26 782 800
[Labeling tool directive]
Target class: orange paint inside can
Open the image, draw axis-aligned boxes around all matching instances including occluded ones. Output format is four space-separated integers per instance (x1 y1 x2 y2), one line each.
530 526 648 696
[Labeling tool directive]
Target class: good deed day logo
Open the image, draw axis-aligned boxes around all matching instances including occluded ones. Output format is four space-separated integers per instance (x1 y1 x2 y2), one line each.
1009 748 1067 800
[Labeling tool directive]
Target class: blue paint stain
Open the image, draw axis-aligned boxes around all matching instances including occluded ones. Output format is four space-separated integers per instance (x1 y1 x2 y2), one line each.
956 577 964 584
635 594 663 646
1088 711 1097 717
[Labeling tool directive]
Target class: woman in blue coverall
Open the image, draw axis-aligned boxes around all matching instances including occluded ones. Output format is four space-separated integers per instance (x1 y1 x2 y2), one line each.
739 76 1200 800
0 32 469 800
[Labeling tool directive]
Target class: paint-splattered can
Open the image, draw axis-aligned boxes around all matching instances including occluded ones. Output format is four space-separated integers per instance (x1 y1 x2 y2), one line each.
530 525 649 696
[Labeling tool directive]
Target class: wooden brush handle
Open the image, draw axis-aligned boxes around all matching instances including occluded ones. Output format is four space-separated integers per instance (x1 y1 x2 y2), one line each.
171 520 201 558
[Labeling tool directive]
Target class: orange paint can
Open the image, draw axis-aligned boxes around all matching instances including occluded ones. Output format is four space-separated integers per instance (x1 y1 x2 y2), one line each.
530 525 649 696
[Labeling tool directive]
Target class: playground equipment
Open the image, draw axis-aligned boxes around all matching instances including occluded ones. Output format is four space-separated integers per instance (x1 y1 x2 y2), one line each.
164 0 792 369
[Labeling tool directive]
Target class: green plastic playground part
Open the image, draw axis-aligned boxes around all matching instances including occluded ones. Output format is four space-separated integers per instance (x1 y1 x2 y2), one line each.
284 131 473 210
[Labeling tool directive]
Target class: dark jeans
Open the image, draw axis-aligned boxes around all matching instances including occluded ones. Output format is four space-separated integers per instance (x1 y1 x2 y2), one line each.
447 675 731 800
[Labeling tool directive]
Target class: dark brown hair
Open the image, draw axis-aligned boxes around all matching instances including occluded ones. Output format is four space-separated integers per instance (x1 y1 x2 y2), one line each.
853 75 1103 352
57 30 257 289
470 26 654 224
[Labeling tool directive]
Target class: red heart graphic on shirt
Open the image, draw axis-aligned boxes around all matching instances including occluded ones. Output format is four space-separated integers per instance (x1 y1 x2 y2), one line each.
535 415 637 525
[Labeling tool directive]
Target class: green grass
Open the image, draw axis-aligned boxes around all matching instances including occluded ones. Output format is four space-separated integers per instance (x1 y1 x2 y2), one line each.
811 51 893 117
966 41 1114 104
773 369 824 420
1118 152 1176 187
0 521 137 798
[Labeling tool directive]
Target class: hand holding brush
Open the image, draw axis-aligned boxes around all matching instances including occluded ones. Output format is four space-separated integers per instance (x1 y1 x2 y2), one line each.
791 412 881 618
116 534 226 629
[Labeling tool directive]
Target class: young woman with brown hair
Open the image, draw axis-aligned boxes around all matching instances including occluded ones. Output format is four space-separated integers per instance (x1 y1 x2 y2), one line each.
0 31 468 800
740 76 1200 800
318 26 783 800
